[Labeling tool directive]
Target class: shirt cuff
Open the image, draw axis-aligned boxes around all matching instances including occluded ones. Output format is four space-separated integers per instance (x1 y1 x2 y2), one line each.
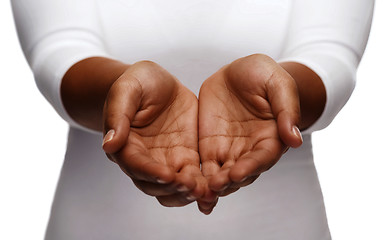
278 44 357 134
30 30 111 133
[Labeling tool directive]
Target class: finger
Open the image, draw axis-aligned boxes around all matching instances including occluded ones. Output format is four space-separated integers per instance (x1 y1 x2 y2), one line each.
208 167 231 192
156 192 196 207
228 175 258 189
201 158 229 192
105 153 116 163
218 187 240 197
132 173 195 197
174 172 197 193
217 176 258 197
197 167 220 214
229 140 283 182
206 159 236 192
195 178 218 216
201 160 221 178
178 165 207 200
197 180 218 203
197 197 219 215
266 69 302 148
132 168 202 197
102 76 143 154
116 151 175 184
133 180 177 197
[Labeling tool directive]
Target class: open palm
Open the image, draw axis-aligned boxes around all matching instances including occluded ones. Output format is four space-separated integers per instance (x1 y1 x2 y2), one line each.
198 55 303 211
103 61 207 207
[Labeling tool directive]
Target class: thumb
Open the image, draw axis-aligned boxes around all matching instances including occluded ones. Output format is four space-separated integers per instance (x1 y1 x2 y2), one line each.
267 70 303 148
102 76 142 154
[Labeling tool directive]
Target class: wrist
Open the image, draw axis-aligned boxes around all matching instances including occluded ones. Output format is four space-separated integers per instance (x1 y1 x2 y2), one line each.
61 57 130 131
279 62 326 130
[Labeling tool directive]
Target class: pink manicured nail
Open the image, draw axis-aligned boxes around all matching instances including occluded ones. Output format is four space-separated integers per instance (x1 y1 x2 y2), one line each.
292 126 303 143
102 129 115 147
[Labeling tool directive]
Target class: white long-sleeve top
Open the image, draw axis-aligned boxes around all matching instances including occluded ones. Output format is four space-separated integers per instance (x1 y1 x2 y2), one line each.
11 0 373 239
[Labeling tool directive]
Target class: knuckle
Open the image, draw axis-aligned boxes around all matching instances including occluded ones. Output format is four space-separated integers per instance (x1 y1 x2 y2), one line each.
136 60 156 66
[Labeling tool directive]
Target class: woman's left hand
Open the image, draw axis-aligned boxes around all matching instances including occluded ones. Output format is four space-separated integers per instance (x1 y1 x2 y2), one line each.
197 54 303 214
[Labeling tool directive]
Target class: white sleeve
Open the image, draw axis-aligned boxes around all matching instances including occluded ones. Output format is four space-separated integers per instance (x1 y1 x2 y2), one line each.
278 0 374 134
11 0 110 130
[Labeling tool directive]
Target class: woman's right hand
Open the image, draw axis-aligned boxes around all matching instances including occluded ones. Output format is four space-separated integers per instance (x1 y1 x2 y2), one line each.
102 61 214 207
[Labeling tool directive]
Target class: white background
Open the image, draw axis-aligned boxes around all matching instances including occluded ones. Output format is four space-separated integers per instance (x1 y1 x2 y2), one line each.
0 1 385 239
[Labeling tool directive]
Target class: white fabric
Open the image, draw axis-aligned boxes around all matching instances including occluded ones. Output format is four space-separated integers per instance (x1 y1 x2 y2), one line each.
11 0 373 239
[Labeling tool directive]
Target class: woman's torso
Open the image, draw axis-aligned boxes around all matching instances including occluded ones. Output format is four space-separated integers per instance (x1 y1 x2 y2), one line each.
99 0 291 94
45 1 331 239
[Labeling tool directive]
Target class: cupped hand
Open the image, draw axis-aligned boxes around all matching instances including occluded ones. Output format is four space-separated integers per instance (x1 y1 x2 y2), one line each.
197 54 303 213
101 61 210 207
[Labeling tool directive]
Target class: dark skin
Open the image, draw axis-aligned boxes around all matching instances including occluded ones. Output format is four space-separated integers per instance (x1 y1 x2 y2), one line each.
63 59 215 207
196 54 325 213
61 54 326 214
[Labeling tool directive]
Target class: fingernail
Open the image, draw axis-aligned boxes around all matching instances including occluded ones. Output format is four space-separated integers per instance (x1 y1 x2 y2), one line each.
102 129 115 147
156 178 168 184
218 185 228 192
177 185 190 192
186 194 197 201
292 126 303 143
239 176 248 183
283 146 290 154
